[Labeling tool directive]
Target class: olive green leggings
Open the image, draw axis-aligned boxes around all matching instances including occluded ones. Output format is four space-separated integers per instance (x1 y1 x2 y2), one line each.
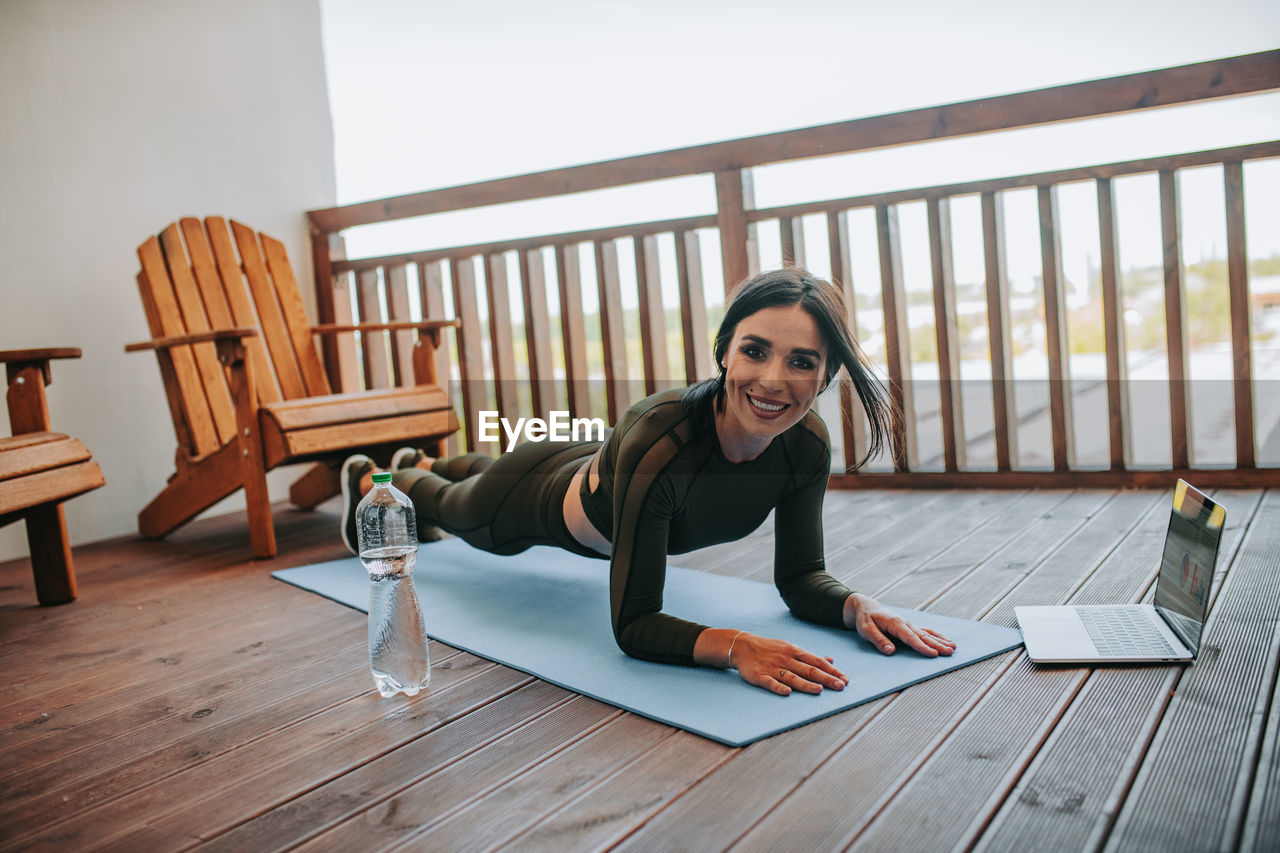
390 440 603 559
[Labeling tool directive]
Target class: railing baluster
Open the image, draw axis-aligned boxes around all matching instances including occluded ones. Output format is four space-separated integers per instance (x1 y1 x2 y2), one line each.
595 239 629 424
485 253 518 426
928 197 965 472
518 248 554 419
556 244 590 419
328 270 362 394
1159 169 1192 468
1096 178 1132 471
715 168 757 295
635 234 669 396
451 257 484 452
675 230 711 383
357 267 390 390
1224 161 1256 469
780 217 806 268
1038 185 1074 471
982 191 1017 471
418 260 455 455
876 203 915 471
828 210 866 470
384 264 415 387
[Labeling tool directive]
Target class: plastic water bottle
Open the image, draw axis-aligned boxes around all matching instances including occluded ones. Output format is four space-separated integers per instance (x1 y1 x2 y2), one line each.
358 471 429 697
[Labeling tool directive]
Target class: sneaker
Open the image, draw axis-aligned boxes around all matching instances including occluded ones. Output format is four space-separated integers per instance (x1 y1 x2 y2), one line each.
390 447 424 471
340 454 375 555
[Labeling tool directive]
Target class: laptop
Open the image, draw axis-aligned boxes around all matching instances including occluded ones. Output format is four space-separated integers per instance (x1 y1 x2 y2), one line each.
1016 480 1225 663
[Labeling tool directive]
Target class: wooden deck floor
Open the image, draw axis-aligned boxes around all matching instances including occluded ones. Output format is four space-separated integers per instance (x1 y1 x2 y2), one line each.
2 487 1278 851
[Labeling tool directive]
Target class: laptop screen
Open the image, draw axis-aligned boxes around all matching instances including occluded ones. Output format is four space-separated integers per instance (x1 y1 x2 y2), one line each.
1153 480 1225 654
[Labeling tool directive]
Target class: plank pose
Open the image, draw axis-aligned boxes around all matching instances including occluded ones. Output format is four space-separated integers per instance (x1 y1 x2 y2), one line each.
340 268 955 695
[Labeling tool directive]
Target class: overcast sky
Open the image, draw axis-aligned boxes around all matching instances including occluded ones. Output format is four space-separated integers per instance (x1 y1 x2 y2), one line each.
319 0 1280 272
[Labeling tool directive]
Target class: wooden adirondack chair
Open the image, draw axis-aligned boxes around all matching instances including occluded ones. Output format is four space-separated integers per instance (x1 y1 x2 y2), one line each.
126 217 459 558
0 348 106 604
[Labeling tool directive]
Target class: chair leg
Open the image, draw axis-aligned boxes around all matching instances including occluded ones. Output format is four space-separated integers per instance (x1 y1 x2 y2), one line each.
25 504 77 605
289 461 340 509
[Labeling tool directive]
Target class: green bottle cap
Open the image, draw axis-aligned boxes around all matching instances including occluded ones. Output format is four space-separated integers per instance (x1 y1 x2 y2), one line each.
371 471 393 484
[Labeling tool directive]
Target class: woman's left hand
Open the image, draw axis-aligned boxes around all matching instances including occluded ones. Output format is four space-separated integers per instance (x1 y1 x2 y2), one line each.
844 592 957 657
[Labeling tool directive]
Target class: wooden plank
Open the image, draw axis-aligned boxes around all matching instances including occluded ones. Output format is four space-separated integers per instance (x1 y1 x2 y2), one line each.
205 688 599 851
1107 491 1280 851
133 270 195 458
1224 160 1256 469
230 220 310 401
715 167 756 294
1037 185 1074 471
779 216 805 268
418 260 455 392
383 264 416 387
261 385 450 431
217 337 275 558
387 713 672 851
594 239 629 424
203 218 281 406
1159 168 1192 468
827 468 1280 489
828 210 867 471
0 435 90 481
192 682 575 851
356 268 390 391
518 248 555 418
875 203 916 471
12 659 523 850
310 225 344 391
500 730 730 850
135 239 221 456
634 234 669 396
309 51 1280 231
178 219 236 332
675 229 711 383
260 232 331 397
1096 178 1132 471
928 197 965 472
157 224 239 446
981 192 1017 470
451 257 485 451
268 410 457 463
485 253 519 425
557 244 590 419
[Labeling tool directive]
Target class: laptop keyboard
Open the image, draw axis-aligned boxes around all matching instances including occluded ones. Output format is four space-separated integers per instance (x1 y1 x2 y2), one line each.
1078 607 1177 657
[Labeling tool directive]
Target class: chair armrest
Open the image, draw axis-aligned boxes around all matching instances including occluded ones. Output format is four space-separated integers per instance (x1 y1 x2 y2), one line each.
124 327 259 353
2 348 81 390
310 319 460 337
0 348 82 365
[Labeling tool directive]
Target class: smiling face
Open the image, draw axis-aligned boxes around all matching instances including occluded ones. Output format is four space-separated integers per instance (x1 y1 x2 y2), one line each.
714 303 829 461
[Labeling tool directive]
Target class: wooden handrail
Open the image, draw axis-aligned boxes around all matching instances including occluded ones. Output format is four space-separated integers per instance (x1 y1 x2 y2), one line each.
308 50 1280 233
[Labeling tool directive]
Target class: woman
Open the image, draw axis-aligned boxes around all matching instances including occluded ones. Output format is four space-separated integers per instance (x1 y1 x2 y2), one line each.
341 268 955 696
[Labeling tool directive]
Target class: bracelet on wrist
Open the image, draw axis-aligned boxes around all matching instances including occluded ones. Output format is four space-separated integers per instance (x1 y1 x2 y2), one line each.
727 630 745 670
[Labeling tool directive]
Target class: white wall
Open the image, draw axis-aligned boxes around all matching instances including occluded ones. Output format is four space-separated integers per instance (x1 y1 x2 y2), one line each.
0 0 337 560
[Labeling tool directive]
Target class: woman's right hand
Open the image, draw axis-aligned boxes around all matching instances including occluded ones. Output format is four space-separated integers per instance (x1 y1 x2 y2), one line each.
730 633 849 696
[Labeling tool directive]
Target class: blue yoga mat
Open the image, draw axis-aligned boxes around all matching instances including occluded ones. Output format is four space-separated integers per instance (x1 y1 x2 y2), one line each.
274 539 1023 746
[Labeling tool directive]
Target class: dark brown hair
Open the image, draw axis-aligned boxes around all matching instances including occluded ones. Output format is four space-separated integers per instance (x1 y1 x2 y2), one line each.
681 267 893 469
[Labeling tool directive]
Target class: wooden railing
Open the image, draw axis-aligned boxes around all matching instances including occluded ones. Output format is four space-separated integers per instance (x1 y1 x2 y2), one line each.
308 50 1280 488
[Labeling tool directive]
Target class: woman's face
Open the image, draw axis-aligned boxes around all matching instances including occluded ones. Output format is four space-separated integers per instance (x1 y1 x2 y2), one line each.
717 303 828 456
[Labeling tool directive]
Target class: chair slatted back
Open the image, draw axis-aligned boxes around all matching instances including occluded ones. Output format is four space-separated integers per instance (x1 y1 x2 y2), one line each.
137 218 341 462
229 219 331 400
137 232 235 458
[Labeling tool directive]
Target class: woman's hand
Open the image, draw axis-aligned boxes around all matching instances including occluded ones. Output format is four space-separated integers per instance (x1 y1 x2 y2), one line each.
844 593 957 657
728 633 850 696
